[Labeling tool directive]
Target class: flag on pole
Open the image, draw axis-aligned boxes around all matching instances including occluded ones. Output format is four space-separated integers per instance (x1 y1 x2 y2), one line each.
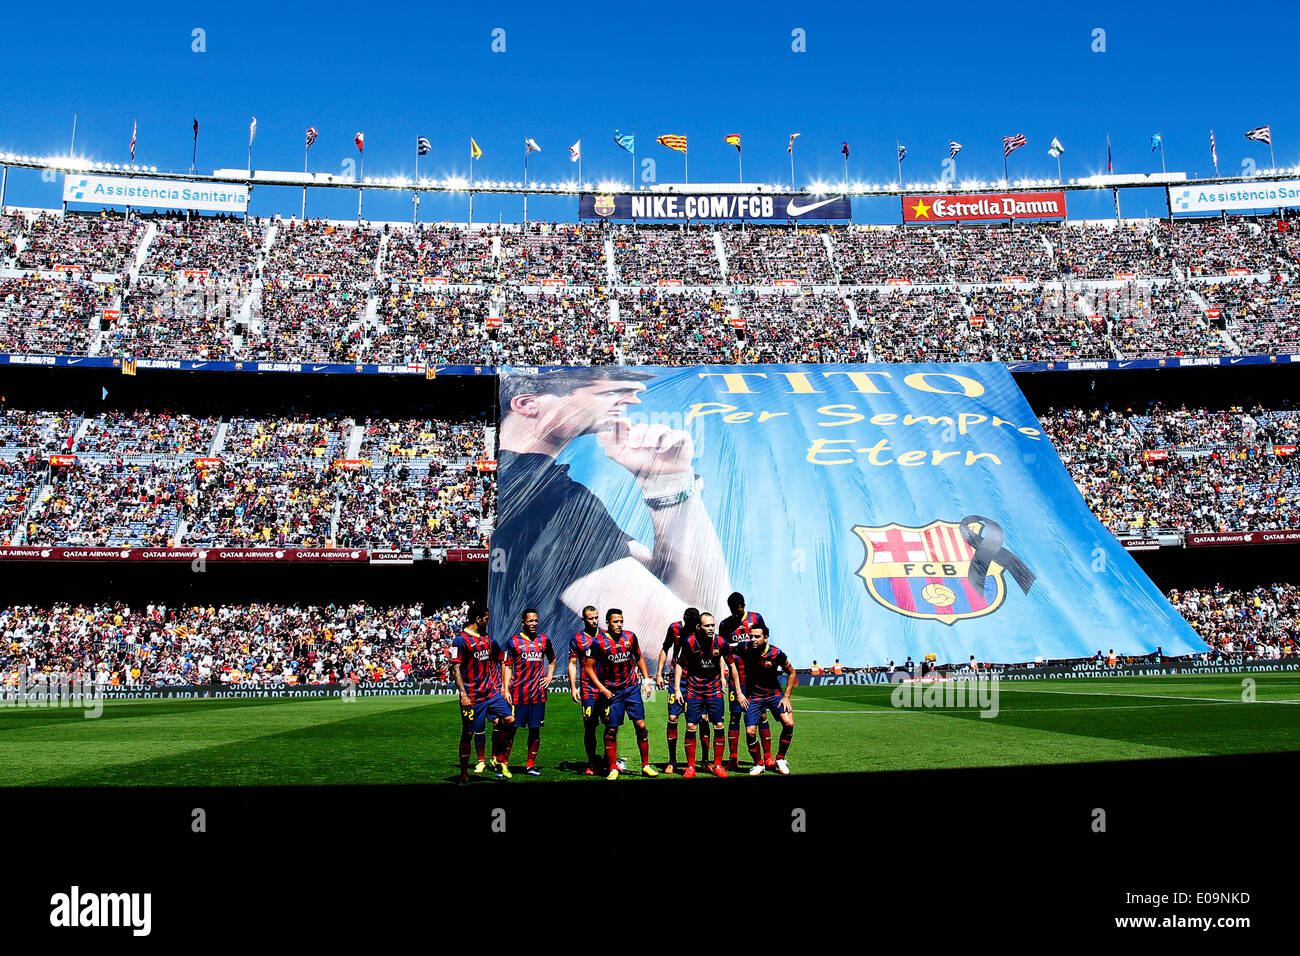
1245 125 1272 145
897 144 907 162
1106 134 1113 173
355 131 365 152
129 120 137 162
193 118 198 141
1210 129 1218 168
470 138 483 160
724 134 741 152
417 137 431 156
614 131 635 153
658 134 687 153
525 138 541 153
306 127 318 149
1004 134 1027 156
842 141 850 158
1150 132 1162 152
787 133 801 154
1046 137 1064 159
949 141 963 158
249 117 257 146
569 140 581 162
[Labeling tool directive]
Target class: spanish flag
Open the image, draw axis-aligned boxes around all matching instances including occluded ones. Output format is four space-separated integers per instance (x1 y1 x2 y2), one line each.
657 134 687 154
724 133 741 152
470 138 482 160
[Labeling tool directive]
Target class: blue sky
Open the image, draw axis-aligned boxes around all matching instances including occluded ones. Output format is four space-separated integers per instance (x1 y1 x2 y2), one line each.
0 0 1292 223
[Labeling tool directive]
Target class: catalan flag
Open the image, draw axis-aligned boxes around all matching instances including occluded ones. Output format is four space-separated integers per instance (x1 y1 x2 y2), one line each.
657 134 687 154
724 133 741 152
122 357 137 376
788 132 801 153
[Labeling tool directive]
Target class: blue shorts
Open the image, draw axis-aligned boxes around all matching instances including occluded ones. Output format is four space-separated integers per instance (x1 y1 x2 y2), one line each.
745 693 788 727
667 689 685 718
686 696 725 726
580 694 610 724
728 686 745 717
512 700 546 729
606 682 645 728
462 692 512 734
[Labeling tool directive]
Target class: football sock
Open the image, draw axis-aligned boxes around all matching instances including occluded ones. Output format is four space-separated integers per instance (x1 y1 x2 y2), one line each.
684 729 697 768
526 728 541 767
583 720 598 765
635 724 650 765
760 725 773 761
746 729 762 764
666 719 679 764
779 725 793 758
604 729 618 771
728 717 741 760
459 735 471 774
713 726 726 766
474 732 486 762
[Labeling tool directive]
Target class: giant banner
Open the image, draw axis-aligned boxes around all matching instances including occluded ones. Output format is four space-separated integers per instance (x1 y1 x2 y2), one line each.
1168 180 1300 214
488 363 1205 666
62 173 249 213
579 192 851 221
902 191 1067 223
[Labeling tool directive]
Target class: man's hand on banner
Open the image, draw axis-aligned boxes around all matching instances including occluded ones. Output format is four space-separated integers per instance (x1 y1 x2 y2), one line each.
597 420 694 477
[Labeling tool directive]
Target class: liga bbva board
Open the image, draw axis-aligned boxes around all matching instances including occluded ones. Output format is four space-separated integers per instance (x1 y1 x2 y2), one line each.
489 363 1204 665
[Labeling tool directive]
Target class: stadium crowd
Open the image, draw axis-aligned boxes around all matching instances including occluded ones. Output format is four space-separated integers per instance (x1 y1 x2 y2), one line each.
1166 584 1299 658
0 600 468 686
1041 403 1300 534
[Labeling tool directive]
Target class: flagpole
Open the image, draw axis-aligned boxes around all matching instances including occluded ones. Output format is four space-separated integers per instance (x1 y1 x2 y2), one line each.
789 147 794 189
469 141 475 226
70 113 77 156
685 149 688 185
302 143 308 221
896 140 903 187
523 148 528 224
843 152 848 190
1003 153 1009 184
1270 139 1276 170
191 126 197 174
1056 155 1062 183
738 149 742 183
358 152 364 223
414 145 420 226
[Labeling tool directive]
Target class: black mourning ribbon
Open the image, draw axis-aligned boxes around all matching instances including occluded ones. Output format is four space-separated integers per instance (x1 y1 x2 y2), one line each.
959 515 1036 595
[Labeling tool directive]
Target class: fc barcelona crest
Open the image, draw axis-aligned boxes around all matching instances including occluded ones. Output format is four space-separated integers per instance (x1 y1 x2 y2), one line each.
593 194 617 218
853 515 1035 626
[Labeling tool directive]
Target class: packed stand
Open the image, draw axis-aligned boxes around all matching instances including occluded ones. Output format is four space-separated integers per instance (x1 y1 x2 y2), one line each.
221 415 350 461
1100 284 1229 358
0 601 469 686
1203 279 1300 354
14 213 143 273
1167 584 1298 658
370 287 494 364
0 408 79 455
721 226 835 284
939 225 1057 283
25 459 189 546
0 276 111 354
619 289 732 365
139 218 265 280
181 459 346 547
74 410 218 457
1041 404 1300 535
612 227 721 285
494 291 618 365
734 291 859 363
383 225 497 283
1166 219 1282 276
860 288 989 362
252 278 369 362
967 287 1115 361
1053 221 1167 279
109 276 246 359
831 227 947 284
498 224 607 285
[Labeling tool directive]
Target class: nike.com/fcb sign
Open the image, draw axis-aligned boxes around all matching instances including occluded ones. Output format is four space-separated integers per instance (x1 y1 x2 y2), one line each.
579 192 851 221
902 191 1067 223
63 173 249 213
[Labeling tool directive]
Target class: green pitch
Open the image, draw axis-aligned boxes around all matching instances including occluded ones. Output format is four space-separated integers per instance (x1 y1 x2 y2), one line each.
2 673 1298 786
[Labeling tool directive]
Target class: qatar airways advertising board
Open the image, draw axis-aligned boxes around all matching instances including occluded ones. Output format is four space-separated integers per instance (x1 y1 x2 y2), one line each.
902 191 1068 223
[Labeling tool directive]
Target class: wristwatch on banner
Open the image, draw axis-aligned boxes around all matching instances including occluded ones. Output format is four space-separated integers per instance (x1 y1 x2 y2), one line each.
643 472 704 510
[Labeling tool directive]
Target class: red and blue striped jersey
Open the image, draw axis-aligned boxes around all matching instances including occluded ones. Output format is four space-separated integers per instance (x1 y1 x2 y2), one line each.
569 629 604 699
738 642 789 695
506 632 555 705
586 629 642 690
660 621 688 683
450 629 502 701
720 611 766 687
678 633 728 700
